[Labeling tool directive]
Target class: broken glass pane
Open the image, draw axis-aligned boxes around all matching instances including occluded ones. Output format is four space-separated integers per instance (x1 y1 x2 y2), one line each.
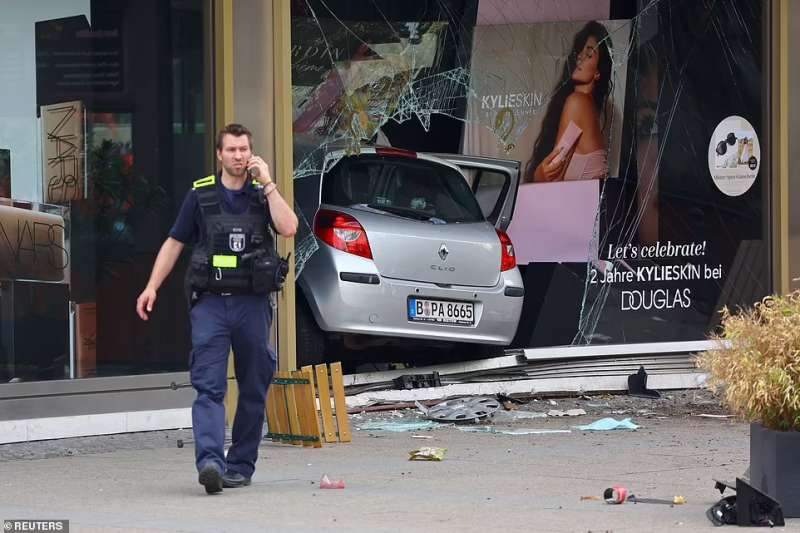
290 0 768 349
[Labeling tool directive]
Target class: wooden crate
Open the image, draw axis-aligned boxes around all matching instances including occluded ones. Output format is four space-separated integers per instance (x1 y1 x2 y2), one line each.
265 362 351 446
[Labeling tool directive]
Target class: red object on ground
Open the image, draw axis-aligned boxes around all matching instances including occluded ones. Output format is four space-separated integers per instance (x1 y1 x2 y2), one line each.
604 485 629 504
320 474 345 489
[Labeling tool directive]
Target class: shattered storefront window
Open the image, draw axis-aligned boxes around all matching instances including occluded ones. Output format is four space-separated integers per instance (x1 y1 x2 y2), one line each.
290 0 768 352
291 2 474 273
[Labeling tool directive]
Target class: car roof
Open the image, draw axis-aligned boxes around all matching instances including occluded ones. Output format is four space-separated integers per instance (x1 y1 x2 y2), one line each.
321 143 463 176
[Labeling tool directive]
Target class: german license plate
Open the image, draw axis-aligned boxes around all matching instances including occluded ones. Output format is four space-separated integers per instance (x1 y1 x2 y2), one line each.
407 298 474 326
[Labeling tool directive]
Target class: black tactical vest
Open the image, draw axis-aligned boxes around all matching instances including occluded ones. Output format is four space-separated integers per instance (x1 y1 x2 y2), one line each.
186 174 276 295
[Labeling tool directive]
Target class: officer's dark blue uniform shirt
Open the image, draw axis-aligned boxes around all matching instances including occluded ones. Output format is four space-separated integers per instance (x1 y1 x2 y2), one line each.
169 176 271 245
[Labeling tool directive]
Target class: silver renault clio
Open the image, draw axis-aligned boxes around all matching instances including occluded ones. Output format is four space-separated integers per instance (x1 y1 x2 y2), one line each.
294 146 524 365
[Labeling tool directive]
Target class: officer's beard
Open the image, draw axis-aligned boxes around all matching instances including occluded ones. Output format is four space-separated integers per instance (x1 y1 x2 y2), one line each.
222 164 247 179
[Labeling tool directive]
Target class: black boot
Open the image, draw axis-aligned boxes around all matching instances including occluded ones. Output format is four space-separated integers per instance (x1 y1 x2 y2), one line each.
223 469 252 488
198 464 224 494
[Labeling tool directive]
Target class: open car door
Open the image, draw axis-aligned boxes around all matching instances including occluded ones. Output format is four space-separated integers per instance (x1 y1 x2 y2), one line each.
431 154 521 231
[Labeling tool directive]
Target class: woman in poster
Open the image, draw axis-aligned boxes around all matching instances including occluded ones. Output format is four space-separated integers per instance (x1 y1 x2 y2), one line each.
525 21 613 182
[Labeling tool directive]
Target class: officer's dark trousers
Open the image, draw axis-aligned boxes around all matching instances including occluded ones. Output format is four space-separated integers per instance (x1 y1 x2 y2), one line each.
189 294 276 478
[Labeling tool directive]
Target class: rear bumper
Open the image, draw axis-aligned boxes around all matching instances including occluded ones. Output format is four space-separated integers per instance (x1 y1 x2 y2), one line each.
299 246 524 345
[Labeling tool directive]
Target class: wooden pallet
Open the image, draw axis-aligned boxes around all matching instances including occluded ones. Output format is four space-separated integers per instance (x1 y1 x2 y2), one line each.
265 362 351 446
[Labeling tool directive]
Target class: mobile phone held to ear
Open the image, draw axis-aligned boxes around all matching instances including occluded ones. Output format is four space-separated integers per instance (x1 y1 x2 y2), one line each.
246 156 260 181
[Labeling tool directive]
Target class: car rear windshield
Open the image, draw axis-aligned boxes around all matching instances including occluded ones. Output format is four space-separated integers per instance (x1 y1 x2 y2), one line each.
321 155 485 223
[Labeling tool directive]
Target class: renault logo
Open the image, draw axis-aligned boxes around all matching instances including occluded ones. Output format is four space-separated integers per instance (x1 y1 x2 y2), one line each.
438 243 449 261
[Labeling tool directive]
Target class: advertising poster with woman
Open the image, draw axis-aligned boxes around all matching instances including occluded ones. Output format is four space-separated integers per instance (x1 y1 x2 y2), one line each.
463 2 766 349
464 19 631 263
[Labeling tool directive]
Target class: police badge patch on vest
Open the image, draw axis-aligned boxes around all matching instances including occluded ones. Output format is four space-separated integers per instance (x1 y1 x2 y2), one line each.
229 229 246 252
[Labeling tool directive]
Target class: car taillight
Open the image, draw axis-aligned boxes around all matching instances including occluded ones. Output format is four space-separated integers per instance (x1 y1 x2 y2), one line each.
497 229 516 271
314 209 373 260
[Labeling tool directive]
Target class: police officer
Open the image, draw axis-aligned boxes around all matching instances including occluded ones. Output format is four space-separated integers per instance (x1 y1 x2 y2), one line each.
136 123 298 494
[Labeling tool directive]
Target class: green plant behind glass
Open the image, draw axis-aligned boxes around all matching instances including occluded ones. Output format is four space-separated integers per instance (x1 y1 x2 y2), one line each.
88 139 167 281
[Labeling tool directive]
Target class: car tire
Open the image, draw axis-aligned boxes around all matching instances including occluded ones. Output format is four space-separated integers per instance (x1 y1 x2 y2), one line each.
296 294 326 367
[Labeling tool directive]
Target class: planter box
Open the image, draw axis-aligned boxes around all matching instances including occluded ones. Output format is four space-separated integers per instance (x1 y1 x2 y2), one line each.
750 422 800 517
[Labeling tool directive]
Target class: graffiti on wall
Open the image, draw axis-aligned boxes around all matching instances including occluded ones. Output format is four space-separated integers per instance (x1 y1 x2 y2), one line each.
41 100 85 204
0 203 68 282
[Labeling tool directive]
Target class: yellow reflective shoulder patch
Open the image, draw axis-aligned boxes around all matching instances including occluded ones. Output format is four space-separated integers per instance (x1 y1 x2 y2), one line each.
212 255 237 268
193 175 216 189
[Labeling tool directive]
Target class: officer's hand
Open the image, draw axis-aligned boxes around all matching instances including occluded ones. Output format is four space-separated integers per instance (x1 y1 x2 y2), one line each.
136 288 157 321
247 156 272 186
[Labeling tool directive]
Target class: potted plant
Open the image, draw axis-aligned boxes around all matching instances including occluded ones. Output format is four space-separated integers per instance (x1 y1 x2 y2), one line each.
697 292 800 517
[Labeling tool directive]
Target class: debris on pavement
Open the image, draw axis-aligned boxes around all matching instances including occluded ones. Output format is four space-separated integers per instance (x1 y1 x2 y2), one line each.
604 485 630 504
707 478 785 527
546 408 587 417
627 366 662 399
575 418 639 431
580 495 602 501
344 389 728 445
630 495 686 505
392 372 442 390
409 447 447 461
319 474 345 489
421 396 502 423
602 486 686 506
458 426 571 436
491 410 548 422
496 428 572 436
497 393 524 410
356 420 440 432
349 400 441 414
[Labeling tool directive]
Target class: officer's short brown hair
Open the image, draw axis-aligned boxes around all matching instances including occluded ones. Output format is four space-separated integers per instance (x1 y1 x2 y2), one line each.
216 123 253 150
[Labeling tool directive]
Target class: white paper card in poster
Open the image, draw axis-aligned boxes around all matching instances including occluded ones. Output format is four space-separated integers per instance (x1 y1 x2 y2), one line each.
707 115 760 197
507 180 599 264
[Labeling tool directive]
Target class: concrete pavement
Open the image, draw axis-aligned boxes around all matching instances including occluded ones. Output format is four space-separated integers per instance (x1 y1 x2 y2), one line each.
1 412 798 532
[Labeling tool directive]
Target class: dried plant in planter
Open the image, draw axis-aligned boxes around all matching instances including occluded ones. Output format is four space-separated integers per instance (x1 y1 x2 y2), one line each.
697 292 800 432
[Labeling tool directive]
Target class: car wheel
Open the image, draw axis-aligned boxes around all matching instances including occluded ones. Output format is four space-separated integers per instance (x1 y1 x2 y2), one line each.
296 295 326 367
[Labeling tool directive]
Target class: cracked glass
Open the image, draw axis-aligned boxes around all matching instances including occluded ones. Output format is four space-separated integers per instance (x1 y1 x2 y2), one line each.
290 0 768 349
